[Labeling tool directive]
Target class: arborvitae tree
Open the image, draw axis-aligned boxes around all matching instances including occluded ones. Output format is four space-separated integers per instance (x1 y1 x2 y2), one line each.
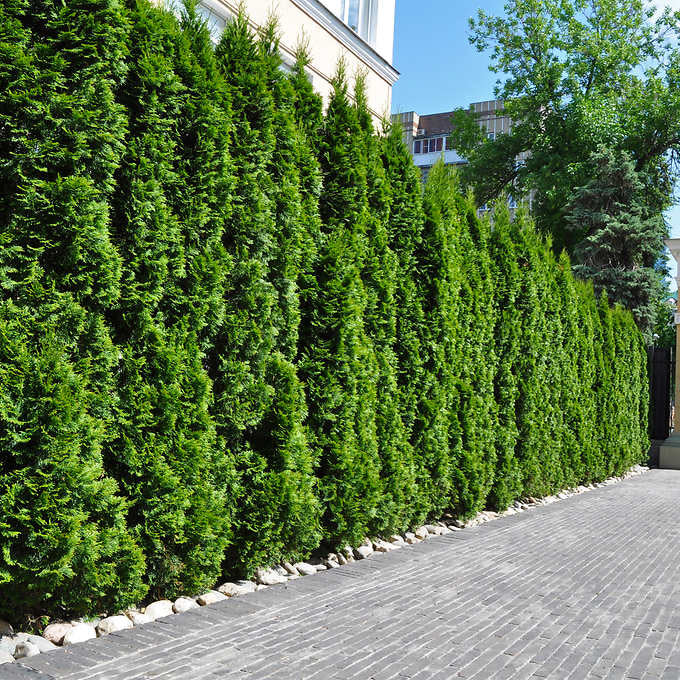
212 13 319 573
507 212 553 498
595 292 619 477
354 76 416 534
380 122 427 524
553 253 589 487
0 0 146 620
487 203 523 509
570 280 600 483
308 62 381 547
173 0 233 346
289 46 324 366
289 43 324 145
0 310 146 622
108 0 228 596
449 192 497 516
416 160 461 518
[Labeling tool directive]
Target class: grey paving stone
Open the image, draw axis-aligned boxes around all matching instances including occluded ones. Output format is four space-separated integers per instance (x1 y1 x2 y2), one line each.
15 469 680 680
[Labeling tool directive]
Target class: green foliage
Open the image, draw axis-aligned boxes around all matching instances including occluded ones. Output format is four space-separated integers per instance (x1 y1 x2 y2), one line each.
451 0 678 331
306 62 381 547
564 146 668 340
212 14 320 573
107 0 229 597
0 0 650 625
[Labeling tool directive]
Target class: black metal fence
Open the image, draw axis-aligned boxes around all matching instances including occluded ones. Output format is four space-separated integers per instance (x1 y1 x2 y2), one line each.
648 346 673 440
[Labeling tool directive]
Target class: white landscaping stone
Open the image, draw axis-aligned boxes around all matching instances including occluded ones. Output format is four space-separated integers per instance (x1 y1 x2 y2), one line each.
43 623 72 646
14 641 41 659
336 552 348 566
256 584 268 591
173 597 199 614
414 526 429 540
126 611 152 626
197 590 227 606
217 581 256 597
374 540 393 553
355 545 373 559
62 624 96 646
13 634 56 653
97 616 133 637
293 562 317 576
0 621 12 637
0 651 14 664
0 637 15 657
255 567 287 586
360 537 373 548
274 565 289 578
282 561 300 576
144 600 174 620
424 524 442 535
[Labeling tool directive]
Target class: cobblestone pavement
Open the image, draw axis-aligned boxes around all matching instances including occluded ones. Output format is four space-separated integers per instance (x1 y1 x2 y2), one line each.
5 469 680 680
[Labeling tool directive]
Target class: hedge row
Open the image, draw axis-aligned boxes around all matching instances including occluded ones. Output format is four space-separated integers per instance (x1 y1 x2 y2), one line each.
0 0 649 623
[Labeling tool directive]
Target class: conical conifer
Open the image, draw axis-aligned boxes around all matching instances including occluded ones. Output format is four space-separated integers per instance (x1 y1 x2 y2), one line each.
0 0 145 620
308 62 381 546
354 76 416 534
107 0 228 596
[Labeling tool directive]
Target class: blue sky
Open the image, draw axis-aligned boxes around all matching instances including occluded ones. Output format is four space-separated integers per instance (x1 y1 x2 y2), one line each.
390 0 680 286
391 0 507 116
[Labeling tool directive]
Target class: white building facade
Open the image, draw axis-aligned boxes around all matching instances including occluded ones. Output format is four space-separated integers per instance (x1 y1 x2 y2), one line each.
195 0 398 121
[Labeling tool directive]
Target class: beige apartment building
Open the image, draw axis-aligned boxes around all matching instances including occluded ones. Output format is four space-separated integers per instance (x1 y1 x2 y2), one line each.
393 100 528 212
393 100 511 180
193 0 398 121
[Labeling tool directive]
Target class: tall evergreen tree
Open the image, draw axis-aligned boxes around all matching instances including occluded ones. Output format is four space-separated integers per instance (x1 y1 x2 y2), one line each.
488 203 523 509
0 0 146 620
564 146 667 340
354 76 416 534
449 192 497 516
212 12 320 573
307 61 381 547
107 0 228 596
380 123 430 524
416 161 461 518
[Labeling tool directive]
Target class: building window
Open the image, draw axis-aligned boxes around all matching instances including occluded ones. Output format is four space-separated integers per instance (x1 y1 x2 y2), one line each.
340 0 377 44
436 137 443 152
487 131 495 141
446 136 454 150
414 140 421 154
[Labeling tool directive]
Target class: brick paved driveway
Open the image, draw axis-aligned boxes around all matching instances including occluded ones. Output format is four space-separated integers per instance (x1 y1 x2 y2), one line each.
5 469 680 680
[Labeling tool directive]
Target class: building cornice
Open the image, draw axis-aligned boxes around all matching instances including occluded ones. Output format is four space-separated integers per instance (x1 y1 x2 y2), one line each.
290 0 399 85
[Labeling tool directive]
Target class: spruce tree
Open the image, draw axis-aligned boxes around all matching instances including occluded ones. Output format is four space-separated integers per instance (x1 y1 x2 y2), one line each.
565 146 668 340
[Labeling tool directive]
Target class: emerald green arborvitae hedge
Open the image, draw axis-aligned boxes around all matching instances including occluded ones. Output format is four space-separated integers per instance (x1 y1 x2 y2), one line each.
0 0 649 623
